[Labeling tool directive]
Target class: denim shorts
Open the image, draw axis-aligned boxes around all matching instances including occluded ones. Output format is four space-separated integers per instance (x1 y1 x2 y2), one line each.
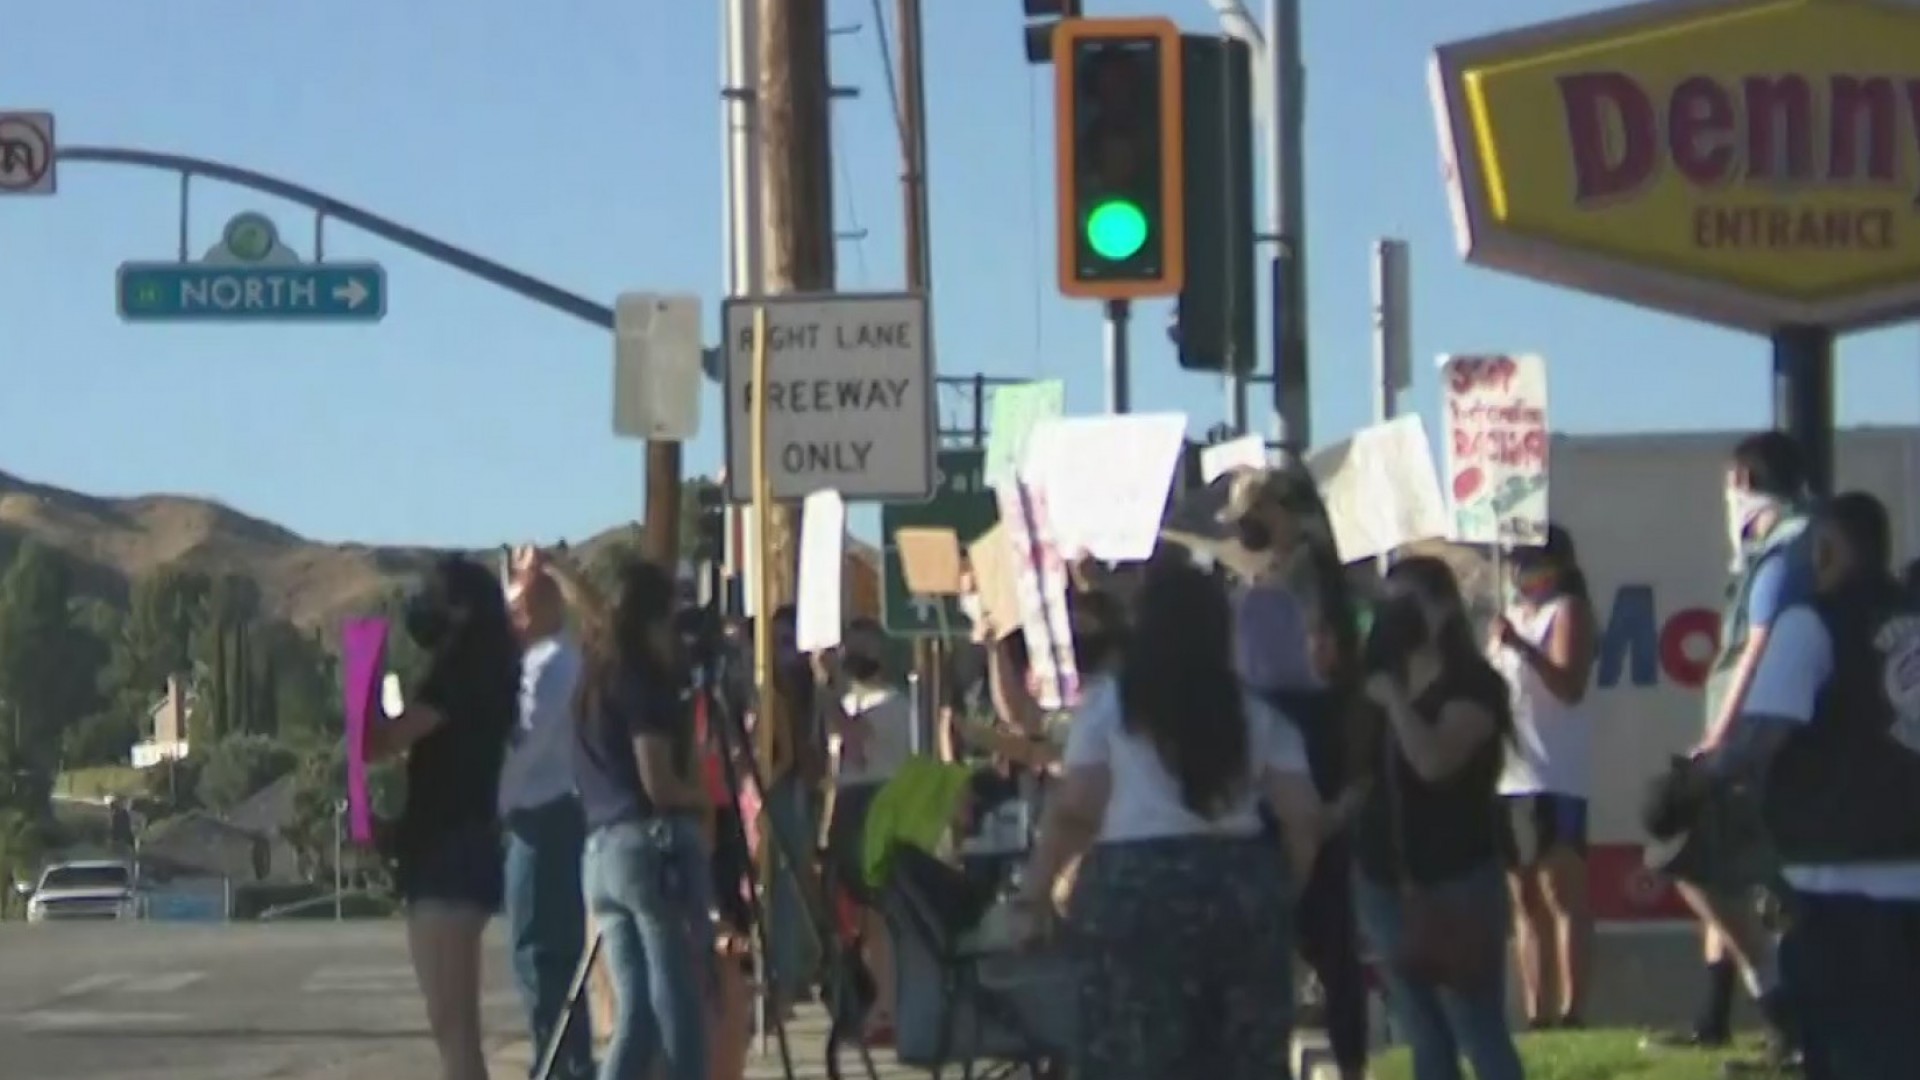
396 820 506 913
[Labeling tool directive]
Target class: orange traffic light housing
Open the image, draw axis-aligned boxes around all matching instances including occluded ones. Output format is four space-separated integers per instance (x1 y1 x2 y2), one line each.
1053 17 1185 300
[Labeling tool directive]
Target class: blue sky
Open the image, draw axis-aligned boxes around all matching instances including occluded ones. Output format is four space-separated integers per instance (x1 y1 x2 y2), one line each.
3 0 1916 549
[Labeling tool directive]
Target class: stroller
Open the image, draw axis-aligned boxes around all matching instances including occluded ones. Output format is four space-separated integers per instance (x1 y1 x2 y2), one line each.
822 760 1076 1080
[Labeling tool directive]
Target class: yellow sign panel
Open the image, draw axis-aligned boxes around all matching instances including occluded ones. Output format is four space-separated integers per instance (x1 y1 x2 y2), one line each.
1434 0 1920 329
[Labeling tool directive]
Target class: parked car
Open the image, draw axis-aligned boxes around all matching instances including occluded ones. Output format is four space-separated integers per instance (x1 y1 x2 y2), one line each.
16 859 141 923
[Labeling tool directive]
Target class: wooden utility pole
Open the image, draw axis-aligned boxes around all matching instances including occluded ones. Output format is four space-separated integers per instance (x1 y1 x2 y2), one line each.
755 0 834 655
641 441 682 565
897 0 942 730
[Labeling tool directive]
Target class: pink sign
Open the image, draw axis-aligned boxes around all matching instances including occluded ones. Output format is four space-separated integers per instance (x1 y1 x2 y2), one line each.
341 618 390 846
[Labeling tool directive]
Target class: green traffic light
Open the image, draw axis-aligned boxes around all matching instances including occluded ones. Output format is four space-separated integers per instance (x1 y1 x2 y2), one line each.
1085 199 1149 261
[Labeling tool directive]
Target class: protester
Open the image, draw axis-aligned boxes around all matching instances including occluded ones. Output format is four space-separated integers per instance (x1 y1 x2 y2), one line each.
500 565 592 1079
1013 556 1322 1080
815 617 915 1043
539 549 715 1080
1350 555 1524 1080
1216 464 1371 1080
367 554 521 1080
1647 433 1808 1063
762 604 824 1016
1701 491 1920 1079
1491 524 1598 1030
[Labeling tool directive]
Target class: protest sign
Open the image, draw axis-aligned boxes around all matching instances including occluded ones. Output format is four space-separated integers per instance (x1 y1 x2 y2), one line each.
897 527 963 597
796 489 846 653
341 618 389 846
966 523 1023 640
983 380 1064 489
1308 414 1451 563
1439 354 1550 546
1201 433 1267 483
1022 412 1188 563
996 483 1079 710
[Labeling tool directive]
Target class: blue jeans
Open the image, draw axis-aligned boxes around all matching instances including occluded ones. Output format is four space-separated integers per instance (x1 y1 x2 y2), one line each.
583 816 715 1080
1782 890 1920 1080
504 797 590 1079
1355 864 1523 1080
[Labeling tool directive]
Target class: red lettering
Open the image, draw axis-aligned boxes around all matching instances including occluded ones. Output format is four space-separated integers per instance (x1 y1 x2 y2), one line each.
1446 356 1519 394
1745 75 1814 181
1659 608 1720 688
1561 72 1656 202
1669 76 1735 185
1826 76 1894 182
1558 72 1920 205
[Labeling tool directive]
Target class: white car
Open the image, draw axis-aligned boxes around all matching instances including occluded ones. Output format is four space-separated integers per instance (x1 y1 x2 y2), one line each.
18 860 141 923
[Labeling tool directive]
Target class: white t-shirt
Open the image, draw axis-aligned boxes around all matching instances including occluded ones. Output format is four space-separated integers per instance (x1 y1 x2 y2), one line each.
1743 604 1920 900
833 683 914 788
500 635 582 813
1062 674 1311 843
1494 598 1592 799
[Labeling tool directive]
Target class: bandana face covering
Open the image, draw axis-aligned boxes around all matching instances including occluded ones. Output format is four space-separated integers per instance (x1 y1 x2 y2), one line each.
1725 487 1781 565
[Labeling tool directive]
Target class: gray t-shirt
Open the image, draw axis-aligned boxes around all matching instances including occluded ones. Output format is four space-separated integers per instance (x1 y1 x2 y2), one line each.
1234 582 1323 693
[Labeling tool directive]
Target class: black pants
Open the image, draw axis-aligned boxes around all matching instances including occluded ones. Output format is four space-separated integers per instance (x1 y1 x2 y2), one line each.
1296 833 1369 1070
1783 890 1920 1080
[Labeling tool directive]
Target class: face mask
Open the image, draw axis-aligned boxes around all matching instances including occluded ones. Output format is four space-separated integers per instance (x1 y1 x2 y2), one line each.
1236 518 1274 553
1364 593 1429 673
842 655 882 681
1725 488 1780 560
1512 565 1556 601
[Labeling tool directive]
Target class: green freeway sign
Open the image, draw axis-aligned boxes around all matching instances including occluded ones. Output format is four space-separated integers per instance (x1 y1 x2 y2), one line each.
881 449 996 636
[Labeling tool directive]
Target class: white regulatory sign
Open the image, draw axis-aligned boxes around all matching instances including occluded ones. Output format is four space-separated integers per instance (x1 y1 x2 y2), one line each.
723 292 934 503
0 112 55 195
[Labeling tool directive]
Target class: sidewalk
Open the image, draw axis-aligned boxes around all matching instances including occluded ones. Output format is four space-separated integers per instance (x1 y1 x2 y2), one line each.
485 1006 924 1079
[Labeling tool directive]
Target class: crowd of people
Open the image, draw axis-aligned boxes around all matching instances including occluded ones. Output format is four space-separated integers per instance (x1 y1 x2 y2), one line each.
356 427 1919 1080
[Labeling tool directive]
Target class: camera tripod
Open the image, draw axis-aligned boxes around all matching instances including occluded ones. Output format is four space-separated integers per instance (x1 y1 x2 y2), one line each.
534 611 881 1080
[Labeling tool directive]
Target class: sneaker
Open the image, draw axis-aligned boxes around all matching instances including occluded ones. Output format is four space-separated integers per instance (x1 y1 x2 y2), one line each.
1642 1026 1732 1051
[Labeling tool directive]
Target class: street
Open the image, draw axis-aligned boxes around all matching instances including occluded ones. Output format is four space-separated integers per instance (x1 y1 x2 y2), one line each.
0 921 520 1080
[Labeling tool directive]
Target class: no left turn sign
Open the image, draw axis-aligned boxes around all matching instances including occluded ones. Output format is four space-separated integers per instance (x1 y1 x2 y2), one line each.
0 112 56 195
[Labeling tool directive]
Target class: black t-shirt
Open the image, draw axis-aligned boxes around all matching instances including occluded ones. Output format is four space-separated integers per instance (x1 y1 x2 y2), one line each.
400 658 515 853
1356 663 1508 885
571 665 694 831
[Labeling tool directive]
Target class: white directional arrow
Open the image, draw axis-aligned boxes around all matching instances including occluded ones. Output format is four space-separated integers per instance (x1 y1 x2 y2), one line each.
909 598 939 624
332 277 370 309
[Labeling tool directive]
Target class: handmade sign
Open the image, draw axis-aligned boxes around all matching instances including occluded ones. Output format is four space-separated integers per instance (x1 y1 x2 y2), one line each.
983 380 1065 490
1439 354 1550 546
897 527 963 596
1201 433 1267 483
966 523 1023 641
796 489 847 653
1022 412 1187 563
996 482 1079 710
1310 414 1451 563
341 618 390 846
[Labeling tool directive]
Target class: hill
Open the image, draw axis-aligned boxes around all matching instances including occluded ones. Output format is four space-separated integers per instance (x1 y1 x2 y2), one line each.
0 469 644 630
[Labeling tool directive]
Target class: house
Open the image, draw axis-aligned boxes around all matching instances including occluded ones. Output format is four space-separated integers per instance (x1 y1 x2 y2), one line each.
130 676 193 769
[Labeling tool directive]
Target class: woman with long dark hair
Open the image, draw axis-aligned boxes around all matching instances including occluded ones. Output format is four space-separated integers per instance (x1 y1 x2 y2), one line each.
1013 556 1321 1079
1353 555 1523 1080
367 554 521 1080
1491 524 1599 1029
528 548 714 1080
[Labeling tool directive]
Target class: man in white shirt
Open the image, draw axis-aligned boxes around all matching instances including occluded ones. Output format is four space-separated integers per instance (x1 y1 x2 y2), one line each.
1703 492 1920 1080
502 570 591 1079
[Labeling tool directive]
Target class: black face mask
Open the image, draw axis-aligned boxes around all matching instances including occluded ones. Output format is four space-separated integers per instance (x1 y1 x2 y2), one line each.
1364 593 1429 674
1236 518 1274 553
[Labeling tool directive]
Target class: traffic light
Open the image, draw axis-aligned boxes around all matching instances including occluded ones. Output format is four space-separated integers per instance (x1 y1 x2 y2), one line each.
1174 35 1257 372
1053 18 1185 299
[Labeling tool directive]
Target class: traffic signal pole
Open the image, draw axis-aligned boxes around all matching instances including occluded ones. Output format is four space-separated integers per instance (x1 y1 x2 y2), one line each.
1105 299 1133 413
1267 0 1312 454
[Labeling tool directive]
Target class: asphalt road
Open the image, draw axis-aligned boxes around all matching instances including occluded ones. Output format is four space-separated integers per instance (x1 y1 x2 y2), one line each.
0 921 523 1080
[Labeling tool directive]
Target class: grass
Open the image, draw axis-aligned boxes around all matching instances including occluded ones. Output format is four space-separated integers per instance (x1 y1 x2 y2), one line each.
1371 1028 1748 1080
56 765 145 799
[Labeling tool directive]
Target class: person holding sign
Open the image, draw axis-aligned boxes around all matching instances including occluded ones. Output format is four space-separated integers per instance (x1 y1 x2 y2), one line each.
366 555 521 1080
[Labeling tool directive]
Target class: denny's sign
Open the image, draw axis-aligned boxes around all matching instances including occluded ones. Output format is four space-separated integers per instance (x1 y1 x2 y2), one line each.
1432 0 1920 332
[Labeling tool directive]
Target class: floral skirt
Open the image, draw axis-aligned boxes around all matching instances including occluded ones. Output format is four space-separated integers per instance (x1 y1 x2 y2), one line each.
1067 833 1294 1080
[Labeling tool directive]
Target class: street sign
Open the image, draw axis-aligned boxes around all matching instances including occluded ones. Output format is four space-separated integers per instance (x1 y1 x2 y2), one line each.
613 293 702 441
881 449 997 636
723 292 934 502
0 111 55 195
117 212 387 324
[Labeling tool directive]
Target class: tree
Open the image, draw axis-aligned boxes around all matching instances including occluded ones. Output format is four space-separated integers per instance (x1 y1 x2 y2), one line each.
283 740 402 886
0 543 106 814
110 566 210 697
193 733 296 812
